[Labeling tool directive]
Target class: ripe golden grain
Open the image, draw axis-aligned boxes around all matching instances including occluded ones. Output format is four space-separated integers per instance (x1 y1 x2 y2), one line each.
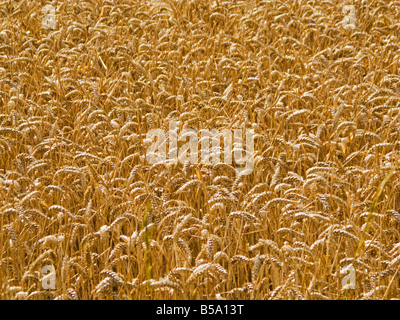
1 0 400 300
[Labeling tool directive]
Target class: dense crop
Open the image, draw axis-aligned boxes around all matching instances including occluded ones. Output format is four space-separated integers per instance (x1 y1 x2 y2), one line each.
1 0 400 300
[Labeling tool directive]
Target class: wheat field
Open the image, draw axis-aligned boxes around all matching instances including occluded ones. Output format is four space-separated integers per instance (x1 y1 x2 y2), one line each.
1 0 400 300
